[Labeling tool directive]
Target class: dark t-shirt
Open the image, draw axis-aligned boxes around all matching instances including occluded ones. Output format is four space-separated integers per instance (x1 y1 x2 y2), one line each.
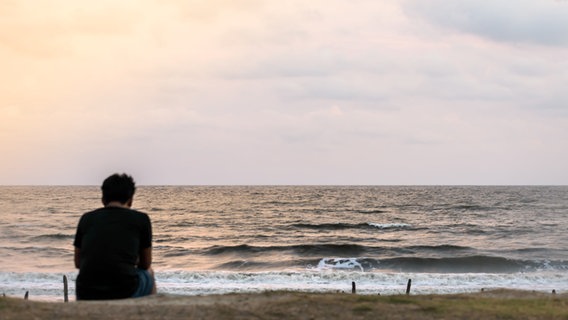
73 207 152 300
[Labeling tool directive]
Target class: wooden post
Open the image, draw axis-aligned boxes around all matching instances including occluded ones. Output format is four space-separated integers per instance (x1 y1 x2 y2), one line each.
406 279 412 295
352 281 356 294
63 275 69 303
24 291 29 300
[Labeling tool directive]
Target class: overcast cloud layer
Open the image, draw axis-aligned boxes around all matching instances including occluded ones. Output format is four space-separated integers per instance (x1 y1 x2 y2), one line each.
1 0 567 185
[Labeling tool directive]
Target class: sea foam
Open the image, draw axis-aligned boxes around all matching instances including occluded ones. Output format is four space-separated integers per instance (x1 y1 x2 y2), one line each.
367 223 411 229
3 269 567 301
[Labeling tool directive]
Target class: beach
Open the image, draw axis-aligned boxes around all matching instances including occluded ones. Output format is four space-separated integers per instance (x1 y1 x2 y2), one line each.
2 290 568 320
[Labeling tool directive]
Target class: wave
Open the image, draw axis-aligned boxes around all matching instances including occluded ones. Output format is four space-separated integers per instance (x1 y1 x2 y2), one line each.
405 245 474 252
157 242 537 272
200 245 568 273
377 256 525 273
313 256 568 273
32 233 74 241
0 246 72 257
204 244 371 256
451 205 492 211
350 209 388 214
200 243 480 259
5 269 568 300
206 255 568 274
367 223 411 229
215 260 276 270
315 258 366 271
449 204 513 212
153 268 568 294
291 222 411 231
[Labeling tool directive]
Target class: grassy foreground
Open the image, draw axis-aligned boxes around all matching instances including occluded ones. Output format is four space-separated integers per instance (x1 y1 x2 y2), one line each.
1 290 567 320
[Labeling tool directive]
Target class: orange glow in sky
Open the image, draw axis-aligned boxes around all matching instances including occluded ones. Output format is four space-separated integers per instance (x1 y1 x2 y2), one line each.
1 1 568 185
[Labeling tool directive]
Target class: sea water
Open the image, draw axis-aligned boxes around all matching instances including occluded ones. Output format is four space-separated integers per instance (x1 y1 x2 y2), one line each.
1 186 567 301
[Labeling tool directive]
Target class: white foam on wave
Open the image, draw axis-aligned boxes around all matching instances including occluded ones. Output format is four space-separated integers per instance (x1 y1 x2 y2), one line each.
3 269 568 300
0 271 77 302
315 258 364 272
367 223 411 229
155 270 568 296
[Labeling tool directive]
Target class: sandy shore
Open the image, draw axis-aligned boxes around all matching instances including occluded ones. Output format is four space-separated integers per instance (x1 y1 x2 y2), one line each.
2 290 567 320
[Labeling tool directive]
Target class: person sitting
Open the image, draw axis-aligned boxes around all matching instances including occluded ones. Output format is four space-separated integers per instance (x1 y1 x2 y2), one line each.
73 173 156 300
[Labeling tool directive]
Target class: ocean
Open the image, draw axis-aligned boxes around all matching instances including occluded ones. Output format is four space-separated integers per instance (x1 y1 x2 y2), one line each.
1 186 567 301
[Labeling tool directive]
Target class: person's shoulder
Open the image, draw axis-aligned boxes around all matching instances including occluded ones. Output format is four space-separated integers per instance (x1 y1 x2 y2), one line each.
129 209 151 226
128 208 151 220
77 208 105 224
80 208 105 218
127 208 147 215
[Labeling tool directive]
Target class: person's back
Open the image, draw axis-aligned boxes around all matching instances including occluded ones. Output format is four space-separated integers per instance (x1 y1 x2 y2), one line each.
73 173 156 300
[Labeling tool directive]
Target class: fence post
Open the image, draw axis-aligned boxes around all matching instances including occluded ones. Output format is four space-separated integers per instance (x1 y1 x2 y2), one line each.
63 275 69 302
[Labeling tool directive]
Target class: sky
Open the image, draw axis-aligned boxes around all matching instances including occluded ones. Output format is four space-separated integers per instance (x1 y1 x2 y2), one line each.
1 0 568 185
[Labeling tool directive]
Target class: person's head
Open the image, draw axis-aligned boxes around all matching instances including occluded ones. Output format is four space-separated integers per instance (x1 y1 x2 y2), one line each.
101 173 136 207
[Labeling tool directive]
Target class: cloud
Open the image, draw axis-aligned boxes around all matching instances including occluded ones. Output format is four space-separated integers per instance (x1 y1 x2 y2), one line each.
1 1 568 184
0 1 142 58
403 0 568 46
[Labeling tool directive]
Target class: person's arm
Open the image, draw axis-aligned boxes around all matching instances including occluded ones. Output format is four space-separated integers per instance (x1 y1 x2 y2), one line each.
138 247 152 270
74 247 81 269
